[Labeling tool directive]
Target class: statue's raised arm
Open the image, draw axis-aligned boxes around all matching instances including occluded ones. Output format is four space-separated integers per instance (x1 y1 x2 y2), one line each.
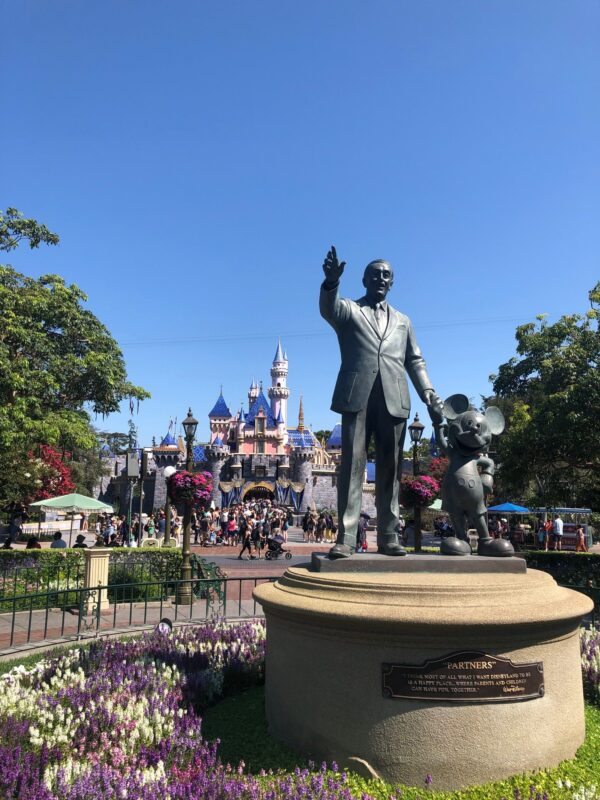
322 245 346 287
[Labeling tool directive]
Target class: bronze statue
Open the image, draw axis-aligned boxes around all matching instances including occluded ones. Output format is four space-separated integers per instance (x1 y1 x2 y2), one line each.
434 394 514 557
320 246 443 558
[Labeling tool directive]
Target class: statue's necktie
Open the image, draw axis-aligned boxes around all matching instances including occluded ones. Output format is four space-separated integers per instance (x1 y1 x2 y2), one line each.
374 304 385 335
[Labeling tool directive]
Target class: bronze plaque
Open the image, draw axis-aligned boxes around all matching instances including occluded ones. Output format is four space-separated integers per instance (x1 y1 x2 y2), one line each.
382 651 544 703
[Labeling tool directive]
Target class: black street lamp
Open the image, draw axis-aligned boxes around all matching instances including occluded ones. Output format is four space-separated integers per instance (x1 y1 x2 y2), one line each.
162 465 177 545
408 413 425 552
182 409 198 471
176 408 198 605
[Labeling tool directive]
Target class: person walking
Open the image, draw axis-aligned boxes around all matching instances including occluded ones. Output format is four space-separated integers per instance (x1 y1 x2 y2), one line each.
251 519 263 558
238 520 253 560
576 523 587 552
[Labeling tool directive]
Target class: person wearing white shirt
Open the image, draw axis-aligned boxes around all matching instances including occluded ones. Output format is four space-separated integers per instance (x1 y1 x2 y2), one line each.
553 516 564 551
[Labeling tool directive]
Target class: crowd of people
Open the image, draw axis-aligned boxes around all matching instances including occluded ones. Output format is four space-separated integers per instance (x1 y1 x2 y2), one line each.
2 501 592 555
190 500 294 559
300 510 336 543
535 516 588 552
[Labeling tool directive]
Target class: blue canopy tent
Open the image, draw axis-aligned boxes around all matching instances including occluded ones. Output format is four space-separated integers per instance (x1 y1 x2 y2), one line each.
487 502 530 513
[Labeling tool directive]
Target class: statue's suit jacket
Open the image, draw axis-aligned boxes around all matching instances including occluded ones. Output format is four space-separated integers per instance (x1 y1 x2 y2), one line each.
320 282 433 419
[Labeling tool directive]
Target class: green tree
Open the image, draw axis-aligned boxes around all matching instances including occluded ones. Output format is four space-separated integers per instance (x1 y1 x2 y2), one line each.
0 207 60 253
314 429 332 446
0 207 149 504
489 283 600 508
68 444 112 496
98 430 131 454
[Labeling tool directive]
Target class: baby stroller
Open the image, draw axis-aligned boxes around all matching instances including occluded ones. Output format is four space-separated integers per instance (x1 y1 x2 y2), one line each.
265 536 292 560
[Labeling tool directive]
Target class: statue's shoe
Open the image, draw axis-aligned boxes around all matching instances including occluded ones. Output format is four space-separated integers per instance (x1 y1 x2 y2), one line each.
477 538 515 557
328 543 354 559
440 536 471 556
376 544 407 556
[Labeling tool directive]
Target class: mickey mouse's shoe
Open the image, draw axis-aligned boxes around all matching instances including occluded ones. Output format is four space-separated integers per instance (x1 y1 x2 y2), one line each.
440 536 471 556
376 543 407 556
477 537 514 557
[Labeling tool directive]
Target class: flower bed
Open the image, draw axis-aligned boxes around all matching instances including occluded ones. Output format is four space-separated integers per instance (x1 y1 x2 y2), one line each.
1 623 600 799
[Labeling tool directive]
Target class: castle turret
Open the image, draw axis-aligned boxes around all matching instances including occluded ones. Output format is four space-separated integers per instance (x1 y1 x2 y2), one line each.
205 436 229 508
297 395 305 432
209 389 232 444
268 339 290 427
291 444 315 512
248 379 259 409
275 406 287 454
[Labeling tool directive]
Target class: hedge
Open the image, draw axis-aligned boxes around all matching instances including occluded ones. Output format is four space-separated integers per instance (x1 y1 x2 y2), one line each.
523 550 600 587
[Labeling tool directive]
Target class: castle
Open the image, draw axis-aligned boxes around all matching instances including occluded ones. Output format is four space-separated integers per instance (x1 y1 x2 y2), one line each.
98 342 376 517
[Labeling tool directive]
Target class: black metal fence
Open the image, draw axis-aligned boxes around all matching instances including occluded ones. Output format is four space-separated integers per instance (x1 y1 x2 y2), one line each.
0 573 597 657
0 555 85 610
0 574 276 655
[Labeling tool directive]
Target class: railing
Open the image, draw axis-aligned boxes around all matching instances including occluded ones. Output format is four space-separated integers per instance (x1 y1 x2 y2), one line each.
107 551 181 585
0 575 276 655
1 573 597 657
0 556 85 601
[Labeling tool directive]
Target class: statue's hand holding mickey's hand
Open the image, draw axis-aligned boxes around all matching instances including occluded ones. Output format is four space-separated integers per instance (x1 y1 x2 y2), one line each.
323 246 346 287
424 390 444 425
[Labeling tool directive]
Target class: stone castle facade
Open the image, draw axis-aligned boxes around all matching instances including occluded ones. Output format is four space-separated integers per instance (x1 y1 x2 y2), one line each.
98 342 376 517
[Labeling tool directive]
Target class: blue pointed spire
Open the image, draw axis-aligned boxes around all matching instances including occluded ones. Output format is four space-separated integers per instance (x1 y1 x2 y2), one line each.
213 434 224 446
273 339 285 363
209 392 231 418
276 407 284 425
429 431 439 457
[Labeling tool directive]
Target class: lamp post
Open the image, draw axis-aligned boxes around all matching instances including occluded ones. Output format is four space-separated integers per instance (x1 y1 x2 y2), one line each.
176 408 198 605
163 465 177 545
408 413 425 552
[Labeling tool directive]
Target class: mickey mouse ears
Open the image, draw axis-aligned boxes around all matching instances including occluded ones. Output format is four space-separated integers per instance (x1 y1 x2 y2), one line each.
443 394 470 420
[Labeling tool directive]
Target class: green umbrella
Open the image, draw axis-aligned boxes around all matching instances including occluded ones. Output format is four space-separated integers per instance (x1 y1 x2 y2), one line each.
29 493 113 546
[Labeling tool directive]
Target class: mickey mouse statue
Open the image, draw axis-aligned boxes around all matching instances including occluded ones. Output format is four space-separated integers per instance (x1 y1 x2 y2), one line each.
432 394 514 557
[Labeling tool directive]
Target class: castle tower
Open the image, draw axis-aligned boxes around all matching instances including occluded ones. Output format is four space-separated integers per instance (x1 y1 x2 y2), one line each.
248 379 259 409
268 340 290 427
205 436 229 507
235 406 245 451
291 445 315 512
208 389 232 443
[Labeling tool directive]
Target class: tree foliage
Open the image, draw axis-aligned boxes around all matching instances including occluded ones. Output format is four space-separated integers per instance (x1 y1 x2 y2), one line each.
489 283 600 508
0 207 60 253
0 207 149 505
98 431 131 455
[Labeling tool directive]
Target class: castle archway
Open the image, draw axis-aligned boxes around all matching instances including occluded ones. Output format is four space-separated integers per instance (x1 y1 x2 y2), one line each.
242 482 275 501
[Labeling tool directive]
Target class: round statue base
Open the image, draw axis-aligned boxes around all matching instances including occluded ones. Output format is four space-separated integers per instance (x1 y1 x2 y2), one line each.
253 555 592 790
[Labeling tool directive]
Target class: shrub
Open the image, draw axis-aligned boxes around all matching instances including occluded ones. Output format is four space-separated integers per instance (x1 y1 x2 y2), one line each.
523 551 600 587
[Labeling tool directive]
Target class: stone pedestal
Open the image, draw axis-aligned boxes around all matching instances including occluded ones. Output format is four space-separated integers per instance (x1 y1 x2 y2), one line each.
83 548 111 613
253 556 592 790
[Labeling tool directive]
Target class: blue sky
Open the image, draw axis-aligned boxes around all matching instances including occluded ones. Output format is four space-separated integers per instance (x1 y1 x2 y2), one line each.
3 1 599 445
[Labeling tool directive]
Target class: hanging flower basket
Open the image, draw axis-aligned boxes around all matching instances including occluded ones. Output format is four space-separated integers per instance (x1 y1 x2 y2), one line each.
400 474 440 508
167 471 213 506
